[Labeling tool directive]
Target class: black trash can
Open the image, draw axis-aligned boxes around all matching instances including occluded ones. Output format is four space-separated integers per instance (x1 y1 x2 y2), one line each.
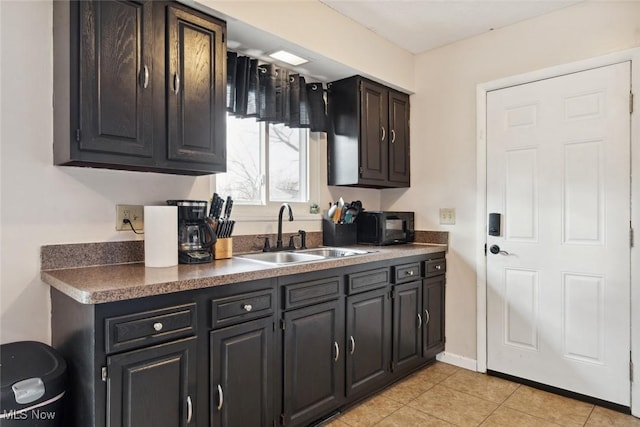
0 341 66 426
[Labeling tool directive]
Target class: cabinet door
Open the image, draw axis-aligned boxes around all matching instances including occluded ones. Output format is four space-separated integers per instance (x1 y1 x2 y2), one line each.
346 288 391 398
166 5 226 171
359 80 389 184
210 317 275 427
392 281 423 373
423 276 446 360
106 337 196 427
78 0 153 159
283 299 344 426
388 90 410 186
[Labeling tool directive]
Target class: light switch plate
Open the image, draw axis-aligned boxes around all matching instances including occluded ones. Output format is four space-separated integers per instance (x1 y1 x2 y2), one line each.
439 208 456 225
116 204 144 231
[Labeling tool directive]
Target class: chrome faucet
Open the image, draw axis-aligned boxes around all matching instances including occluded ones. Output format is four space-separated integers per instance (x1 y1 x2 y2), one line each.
276 203 294 249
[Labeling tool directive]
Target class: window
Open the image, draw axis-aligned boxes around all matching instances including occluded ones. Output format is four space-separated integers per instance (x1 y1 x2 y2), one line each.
215 114 316 216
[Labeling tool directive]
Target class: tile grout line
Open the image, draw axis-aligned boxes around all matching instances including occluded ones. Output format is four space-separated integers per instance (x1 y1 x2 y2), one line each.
582 405 596 427
476 383 522 426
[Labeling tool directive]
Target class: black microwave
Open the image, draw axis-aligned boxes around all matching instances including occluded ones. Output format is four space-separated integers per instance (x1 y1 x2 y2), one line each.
356 211 415 245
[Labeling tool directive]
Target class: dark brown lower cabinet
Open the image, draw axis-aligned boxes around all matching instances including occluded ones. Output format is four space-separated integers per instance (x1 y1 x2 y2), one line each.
283 299 345 426
51 253 446 427
423 275 446 361
392 281 423 373
210 317 275 427
346 288 391 398
106 337 196 427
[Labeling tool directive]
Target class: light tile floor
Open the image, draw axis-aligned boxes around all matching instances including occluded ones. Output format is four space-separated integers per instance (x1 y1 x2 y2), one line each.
323 362 640 427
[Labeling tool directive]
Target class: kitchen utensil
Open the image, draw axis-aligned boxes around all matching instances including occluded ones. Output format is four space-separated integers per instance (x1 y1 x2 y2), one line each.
209 193 220 218
327 203 337 220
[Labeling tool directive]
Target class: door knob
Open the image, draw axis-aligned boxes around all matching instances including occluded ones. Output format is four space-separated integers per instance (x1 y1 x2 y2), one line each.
489 244 509 255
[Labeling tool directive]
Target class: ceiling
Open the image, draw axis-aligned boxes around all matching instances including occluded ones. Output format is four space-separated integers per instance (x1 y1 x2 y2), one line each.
320 0 582 54
196 0 583 84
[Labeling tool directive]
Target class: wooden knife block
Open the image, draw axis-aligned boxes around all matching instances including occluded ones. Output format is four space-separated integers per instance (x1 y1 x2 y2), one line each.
214 238 233 260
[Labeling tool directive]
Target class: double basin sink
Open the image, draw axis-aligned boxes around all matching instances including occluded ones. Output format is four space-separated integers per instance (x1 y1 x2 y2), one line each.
237 247 372 265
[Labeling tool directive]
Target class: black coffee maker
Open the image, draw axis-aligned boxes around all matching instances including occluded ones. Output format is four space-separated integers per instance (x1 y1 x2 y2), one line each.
167 200 216 264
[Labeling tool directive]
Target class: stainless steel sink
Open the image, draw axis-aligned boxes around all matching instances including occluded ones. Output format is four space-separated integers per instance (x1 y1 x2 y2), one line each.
236 251 326 265
236 247 372 265
296 247 371 258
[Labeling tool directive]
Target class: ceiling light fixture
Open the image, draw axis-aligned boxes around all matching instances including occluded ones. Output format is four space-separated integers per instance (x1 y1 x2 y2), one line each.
269 50 309 66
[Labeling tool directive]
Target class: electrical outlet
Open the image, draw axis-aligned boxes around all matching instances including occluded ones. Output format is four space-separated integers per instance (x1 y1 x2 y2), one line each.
439 208 456 225
116 204 144 231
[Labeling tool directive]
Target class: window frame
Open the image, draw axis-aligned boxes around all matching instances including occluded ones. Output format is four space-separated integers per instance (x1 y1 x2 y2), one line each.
211 117 322 222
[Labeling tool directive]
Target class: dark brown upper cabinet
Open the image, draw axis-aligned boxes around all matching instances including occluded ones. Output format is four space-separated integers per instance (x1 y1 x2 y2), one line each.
327 76 410 188
53 0 227 175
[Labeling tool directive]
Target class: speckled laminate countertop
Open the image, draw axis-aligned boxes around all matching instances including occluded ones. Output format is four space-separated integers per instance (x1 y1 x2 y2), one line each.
41 244 446 304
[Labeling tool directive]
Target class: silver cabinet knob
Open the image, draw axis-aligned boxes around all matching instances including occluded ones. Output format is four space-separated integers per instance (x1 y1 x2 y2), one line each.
243 304 253 312
153 322 163 332
435 265 442 270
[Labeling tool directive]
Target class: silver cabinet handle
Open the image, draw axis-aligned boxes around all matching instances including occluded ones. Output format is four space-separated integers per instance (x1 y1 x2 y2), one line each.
216 384 224 411
186 395 193 423
381 126 386 142
425 309 430 325
142 65 149 89
391 129 396 143
243 304 253 312
435 265 442 270
349 336 355 355
153 322 163 332
417 313 422 329
174 72 180 95
406 270 415 276
334 341 339 361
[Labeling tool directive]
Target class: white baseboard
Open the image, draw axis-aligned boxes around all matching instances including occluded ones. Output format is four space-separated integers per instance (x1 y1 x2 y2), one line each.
436 351 478 372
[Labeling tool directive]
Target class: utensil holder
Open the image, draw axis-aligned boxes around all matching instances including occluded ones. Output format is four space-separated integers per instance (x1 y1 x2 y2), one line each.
322 219 357 246
214 238 233 260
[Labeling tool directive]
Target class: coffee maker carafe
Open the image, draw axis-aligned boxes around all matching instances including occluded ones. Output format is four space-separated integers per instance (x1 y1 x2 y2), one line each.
167 200 216 264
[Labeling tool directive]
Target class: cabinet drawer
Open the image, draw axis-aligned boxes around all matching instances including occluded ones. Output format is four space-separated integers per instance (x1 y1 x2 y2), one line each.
105 303 196 354
425 258 446 277
347 268 389 294
393 263 421 284
211 289 275 329
283 276 341 309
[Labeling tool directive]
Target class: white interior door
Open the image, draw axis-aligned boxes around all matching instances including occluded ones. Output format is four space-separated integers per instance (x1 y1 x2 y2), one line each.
486 62 631 406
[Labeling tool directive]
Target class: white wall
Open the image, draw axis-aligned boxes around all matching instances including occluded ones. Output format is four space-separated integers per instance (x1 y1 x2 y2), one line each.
387 1 640 360
0 0 408 344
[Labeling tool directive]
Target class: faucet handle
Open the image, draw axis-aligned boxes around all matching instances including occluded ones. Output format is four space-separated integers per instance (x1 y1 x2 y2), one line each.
298 229 307 249
259 236 271 252
288 235 297 250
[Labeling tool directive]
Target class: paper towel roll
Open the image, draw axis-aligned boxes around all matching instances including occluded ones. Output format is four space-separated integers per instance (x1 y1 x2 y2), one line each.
144 206 178 267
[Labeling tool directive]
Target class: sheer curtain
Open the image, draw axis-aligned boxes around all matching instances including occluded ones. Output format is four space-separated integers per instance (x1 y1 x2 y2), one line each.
226 51 328 132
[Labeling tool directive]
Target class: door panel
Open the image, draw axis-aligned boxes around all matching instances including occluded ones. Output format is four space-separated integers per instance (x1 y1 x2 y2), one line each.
388 91 410 185
166 6 226 167
107 337 196 427
505 149 538 241
563 141 603 243
360 81 388 182
503 269 538 350
210 318 273 427
423 276 445 360
283 299 344 426
562 273 604 363
346 288 391 397
79 0 153 157
392 281 422 372
487 62 631 405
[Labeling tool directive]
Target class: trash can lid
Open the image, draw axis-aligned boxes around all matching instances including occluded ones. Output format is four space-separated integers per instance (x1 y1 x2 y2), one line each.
0 341 67 409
